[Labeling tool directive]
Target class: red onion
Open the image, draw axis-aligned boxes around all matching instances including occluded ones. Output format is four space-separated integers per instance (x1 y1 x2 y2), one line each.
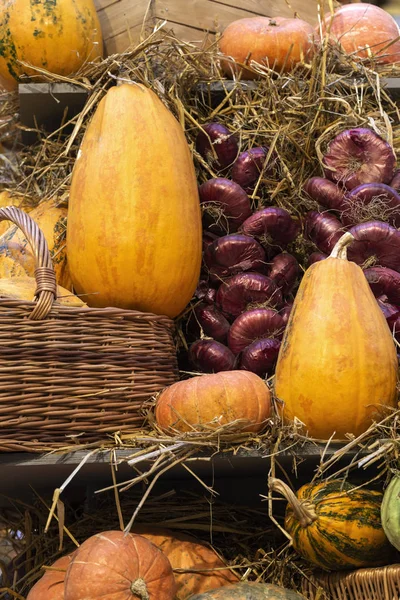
268 253 299 295
195 304 230 342
195 123 238 172
322 128 396 190
377 298 400 328
241 207 300 246
279 303 293 325
195 280 216 304
240 338 281 377
363 266 400 305
199 178 252 232
204 234 266 280
228 309 284 355
231 147 275 192
216 272 282 318
390 169 400 193
303 177 346 212
189 339 236 373
304 211 344 254
203 231 219 251
348 221 400 272
308 252 327 266
341 183 400 227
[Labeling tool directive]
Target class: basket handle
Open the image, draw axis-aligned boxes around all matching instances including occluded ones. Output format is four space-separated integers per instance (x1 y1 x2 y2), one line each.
0 205 57 320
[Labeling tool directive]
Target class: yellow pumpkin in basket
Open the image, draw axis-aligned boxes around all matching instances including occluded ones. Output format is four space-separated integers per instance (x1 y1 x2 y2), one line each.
0 191 30 236
0 197 72 290
0 276 85 307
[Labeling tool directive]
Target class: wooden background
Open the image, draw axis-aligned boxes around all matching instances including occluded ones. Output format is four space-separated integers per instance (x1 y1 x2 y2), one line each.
94 0 324 55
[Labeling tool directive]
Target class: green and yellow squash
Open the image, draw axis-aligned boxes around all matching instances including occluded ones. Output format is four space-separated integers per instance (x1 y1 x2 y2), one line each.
381 475 400 552
0 0 103 90
270 477 392 571
67 82 202 317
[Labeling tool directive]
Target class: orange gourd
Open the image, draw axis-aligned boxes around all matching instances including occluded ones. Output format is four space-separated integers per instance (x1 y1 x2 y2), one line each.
0 0 103 90
274 232 398 440
155 370 271 434
219 17 317 79
321 3 400 65
64 531 176 600
0 198 72 290
132 526 238 598
67 83 202 318
27 554 73 600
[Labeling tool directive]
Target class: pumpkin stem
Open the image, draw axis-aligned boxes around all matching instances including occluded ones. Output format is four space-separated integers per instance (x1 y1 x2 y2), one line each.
329 232 355 260
269 477 317 528
130 578 150 600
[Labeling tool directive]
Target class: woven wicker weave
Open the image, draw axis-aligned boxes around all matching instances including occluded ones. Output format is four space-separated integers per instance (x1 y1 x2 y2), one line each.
0 206 179 452
302 564 400 600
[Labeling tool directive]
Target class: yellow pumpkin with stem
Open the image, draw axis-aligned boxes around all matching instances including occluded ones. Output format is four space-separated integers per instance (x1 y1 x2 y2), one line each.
67 82 202 317
0 0 103 90
274 231 398 440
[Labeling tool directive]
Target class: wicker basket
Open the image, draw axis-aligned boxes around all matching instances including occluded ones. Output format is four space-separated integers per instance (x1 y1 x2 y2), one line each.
302 564 400 600
0 206 179 452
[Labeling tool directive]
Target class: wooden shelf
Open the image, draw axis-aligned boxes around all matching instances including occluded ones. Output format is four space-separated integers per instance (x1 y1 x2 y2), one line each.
0 443 373 508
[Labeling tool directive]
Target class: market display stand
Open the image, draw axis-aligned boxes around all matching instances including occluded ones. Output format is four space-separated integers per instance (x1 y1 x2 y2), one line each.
0 443 377 511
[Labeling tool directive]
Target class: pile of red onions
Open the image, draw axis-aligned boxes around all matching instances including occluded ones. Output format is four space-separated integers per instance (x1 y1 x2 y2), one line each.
303 127 400 338
188 123 400 376
189 122 300 377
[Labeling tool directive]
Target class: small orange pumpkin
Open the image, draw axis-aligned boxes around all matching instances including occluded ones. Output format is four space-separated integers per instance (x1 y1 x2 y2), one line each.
132 526 239 598
321 3 400 65
64 530 176 600
155 370 271 434
219 17 317 79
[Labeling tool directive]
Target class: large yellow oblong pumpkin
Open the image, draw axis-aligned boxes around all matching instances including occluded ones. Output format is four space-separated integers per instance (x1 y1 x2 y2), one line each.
274 232 398 440
0 0 103 90
67 83 202 318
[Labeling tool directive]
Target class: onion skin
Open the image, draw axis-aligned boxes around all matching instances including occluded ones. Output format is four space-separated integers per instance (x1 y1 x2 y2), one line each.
390 169 400 193
304 211 344 254
195 304 230 342
228 309 285 355
203 231 219 251
195 280 217 304
303 177 346 212
216 272 282 318
199 178 252 232
241 207 300 246
196 123 239 172
204 234 266 280
308 252 327 266
377 298 400 328
279 303 293 325
348 221 400 272
322 128 396 190
240 338 281 377
231 147 274 192
269 253 299 295
342 183 400 227
364 266 400 305
189 339 236 373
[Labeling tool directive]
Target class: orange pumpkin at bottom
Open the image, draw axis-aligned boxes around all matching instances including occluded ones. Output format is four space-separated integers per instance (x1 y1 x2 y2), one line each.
27 554 73 600
219 17 317 79
132 526 239 598
155 371 271 434
64 530 176 600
